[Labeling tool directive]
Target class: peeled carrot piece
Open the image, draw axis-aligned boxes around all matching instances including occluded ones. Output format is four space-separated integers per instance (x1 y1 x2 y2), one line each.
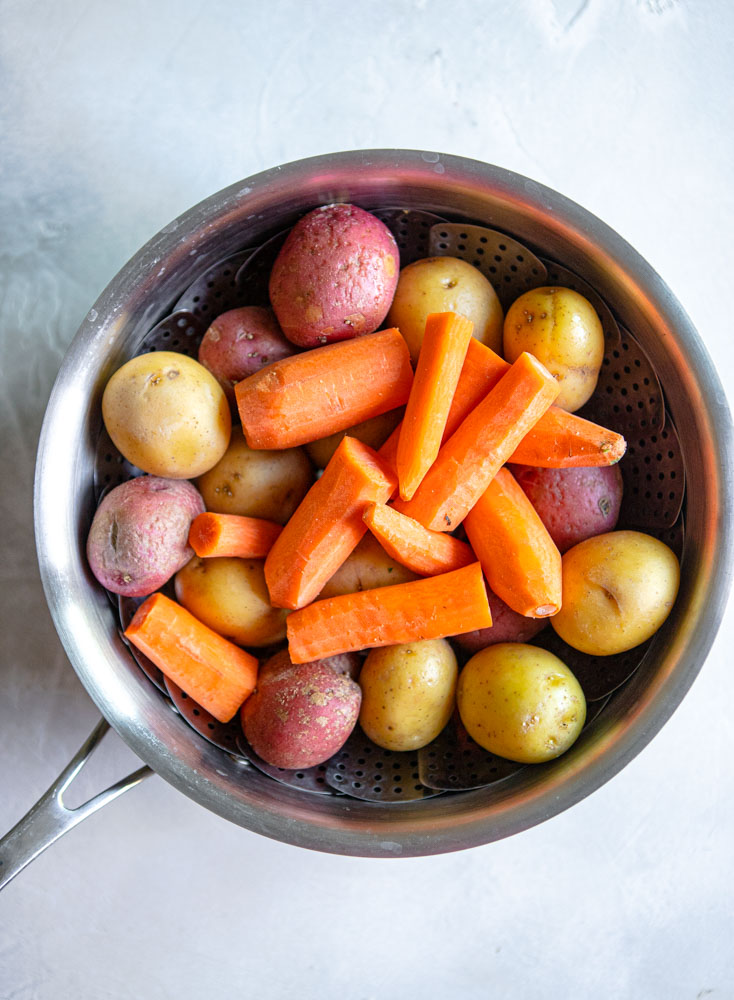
264 436 397 610
363 502 475 577
463 467 562 618
188 512 282 558
393 352 560 531
286 562 492 663
396 312 474 500
380 337 626 469
124 592 258 722
235 327 413 450
509 406 626 467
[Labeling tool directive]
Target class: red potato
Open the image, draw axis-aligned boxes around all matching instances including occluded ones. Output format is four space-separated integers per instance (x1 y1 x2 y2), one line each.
86 476 205 597
198 306 297 408
453 584 548 654
268 203 399 347
241 649 361 768
509 463 623 553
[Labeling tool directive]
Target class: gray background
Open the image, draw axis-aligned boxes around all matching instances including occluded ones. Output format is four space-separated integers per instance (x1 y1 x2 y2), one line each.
2 1 733 997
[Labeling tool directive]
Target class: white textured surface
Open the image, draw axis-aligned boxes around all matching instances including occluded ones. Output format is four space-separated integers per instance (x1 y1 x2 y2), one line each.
1 1 733 997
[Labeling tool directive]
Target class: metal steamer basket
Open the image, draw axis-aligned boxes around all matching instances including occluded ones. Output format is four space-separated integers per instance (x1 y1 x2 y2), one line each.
3 150 732 879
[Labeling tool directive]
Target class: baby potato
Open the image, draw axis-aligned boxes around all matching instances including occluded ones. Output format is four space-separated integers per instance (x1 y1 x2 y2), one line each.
551 530 680 655
318 533 418 599
359 638 458 751
457 644 586 763
509 463 623 553
503 287 604 412
198 306 297 408
174 555 287 647
269 203 399 347
196 425 313 524
86 475 205 597
454 584 548 654
386 256 503 363
242 650 361 769
102 351 231 478
305 408 403 470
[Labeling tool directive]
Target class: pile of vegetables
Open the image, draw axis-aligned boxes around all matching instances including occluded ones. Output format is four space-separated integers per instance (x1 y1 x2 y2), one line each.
87 202 681 778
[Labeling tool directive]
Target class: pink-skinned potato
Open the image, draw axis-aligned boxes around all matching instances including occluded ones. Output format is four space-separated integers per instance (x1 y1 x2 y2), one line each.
198 306 298 408
454 584 548 654
86 476 205 597
268 203 399 347
241 649 361 768
509 463 623 553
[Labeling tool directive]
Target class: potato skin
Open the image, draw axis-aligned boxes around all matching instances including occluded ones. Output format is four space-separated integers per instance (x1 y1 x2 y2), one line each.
453 584 548 654
551 530 680 655
269 203 399 347
503 287 604 412
457 644 586 763
386 256 503 363
102 351 231 478
174 556 287 647
509 463 623 553
196 425 313 524
241 650 361 768
198 306 298 407
318 532 418 599
358 639 458 751
86 476 205 597
305 408 403 470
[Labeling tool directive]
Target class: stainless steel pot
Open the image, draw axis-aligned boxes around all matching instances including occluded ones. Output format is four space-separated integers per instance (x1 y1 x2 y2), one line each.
4 150 732 879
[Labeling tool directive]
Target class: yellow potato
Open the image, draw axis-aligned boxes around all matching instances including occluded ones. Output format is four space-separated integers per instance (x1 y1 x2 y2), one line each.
196 425 313 524
386 256 503 363
174 555 287 647
358 639 457 751
502 287 604 412
551 530 680 655
318 533 418 598
102 351 231 478
305 408 403 470
457 644 586 763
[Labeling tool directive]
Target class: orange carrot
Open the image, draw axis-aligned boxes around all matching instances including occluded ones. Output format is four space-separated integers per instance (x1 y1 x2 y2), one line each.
235 327 413 450
396 312 474 500
392 352 560 531
363 502 475 577
188 512 282 558
124 592 258 722
264 436 397 610
463 466 562 618
508 406 626 467
286 562 492 663
380 337 626 469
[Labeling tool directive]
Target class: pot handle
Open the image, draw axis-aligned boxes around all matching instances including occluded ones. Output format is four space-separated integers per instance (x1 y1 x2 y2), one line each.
0 718 152 891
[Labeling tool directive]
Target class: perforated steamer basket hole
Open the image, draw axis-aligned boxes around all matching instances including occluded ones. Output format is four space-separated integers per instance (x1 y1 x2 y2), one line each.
325 732 441 801
372 208 449 265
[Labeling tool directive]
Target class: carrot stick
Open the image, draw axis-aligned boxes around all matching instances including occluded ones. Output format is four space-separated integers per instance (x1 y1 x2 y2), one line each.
235 327 413 450
124 592 258 722
188 512 282 558
379 337 626 469
396 312 474 501
392 352 560 531
286 562 492 663
363 502 475 577
264 436 397 610
508 406 626 467
463 467 562 618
